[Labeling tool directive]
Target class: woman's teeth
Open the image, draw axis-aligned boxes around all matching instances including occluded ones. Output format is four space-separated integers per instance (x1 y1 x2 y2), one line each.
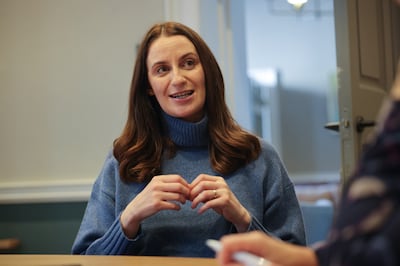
171 91 193 99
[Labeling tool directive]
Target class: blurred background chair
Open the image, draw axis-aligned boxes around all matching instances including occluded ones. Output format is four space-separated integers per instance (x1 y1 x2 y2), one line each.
300 200 334 245
0 238 20 252
296 182 338 245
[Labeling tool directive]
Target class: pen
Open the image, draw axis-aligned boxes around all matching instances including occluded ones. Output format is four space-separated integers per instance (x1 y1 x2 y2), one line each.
206 239 271 266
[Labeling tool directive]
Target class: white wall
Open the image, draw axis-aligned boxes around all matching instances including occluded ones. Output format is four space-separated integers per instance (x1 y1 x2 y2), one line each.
0 0 166 202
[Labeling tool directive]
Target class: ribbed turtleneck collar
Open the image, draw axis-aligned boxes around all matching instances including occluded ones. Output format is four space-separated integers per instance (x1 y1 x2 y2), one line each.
162 112 209 147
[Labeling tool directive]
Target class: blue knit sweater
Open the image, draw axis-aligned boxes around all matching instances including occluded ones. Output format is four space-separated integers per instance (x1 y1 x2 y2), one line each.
72 113 305 257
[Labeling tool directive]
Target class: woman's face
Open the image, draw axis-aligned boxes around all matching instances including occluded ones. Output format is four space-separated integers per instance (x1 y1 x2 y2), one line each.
146 35 206 122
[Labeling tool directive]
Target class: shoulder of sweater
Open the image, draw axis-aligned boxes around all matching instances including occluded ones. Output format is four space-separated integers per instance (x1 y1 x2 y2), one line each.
258 138 279 156
94 149 120 184
105 148 118 163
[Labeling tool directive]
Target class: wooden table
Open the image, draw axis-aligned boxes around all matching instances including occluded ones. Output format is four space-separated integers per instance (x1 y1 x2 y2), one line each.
0 254 219 266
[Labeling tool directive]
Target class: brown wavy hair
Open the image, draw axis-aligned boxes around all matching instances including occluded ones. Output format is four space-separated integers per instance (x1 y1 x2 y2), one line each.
113 21 261 183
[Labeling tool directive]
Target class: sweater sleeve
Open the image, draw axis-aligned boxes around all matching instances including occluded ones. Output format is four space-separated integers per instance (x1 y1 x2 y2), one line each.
71 152 139 255
250 142 306 246
315 100 400 266
260 181 306 246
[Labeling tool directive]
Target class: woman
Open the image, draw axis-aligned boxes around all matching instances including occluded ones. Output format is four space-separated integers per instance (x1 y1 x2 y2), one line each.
216 60 400 265
72 21 305 257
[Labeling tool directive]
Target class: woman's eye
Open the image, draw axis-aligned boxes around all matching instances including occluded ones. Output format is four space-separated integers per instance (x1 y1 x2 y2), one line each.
183 59 196 68
156 66 169 74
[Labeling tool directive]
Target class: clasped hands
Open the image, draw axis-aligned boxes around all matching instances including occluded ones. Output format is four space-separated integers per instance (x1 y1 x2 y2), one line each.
120 174 251 238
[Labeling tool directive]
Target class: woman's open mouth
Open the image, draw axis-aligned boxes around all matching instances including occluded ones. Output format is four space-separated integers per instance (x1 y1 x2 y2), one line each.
170 90 194 99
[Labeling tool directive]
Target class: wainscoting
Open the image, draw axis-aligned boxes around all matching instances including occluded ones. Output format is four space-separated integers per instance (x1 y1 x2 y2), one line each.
0 202 87 254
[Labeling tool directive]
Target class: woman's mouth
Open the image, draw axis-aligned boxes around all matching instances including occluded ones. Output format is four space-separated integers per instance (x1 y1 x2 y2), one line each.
170 90 194 99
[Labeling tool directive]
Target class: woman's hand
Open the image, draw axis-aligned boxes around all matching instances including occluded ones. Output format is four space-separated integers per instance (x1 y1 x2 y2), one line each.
189 174 251 232
120 174 190 238
217 231 318 266
218 232 275 266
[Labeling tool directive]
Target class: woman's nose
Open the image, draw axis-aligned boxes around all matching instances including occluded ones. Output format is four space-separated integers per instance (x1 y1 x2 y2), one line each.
171 68 186 86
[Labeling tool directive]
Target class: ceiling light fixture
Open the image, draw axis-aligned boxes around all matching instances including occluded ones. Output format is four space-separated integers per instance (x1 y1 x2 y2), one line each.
287 0 308 10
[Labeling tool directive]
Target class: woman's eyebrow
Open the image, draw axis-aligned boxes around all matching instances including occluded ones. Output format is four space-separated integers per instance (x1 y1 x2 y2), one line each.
181 52 198 58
